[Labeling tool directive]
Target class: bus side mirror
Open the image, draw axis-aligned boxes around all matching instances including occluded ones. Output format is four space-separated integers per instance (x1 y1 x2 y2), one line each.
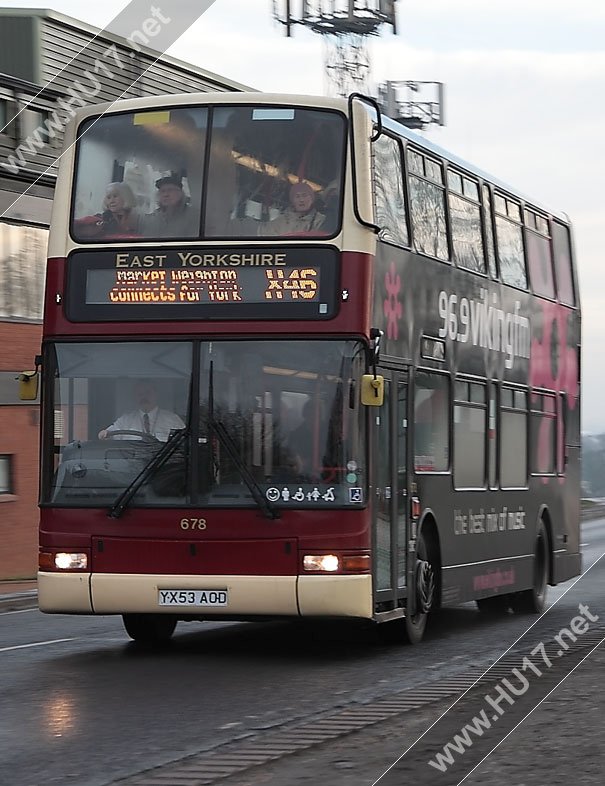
361 374 384 407
18 371 39 401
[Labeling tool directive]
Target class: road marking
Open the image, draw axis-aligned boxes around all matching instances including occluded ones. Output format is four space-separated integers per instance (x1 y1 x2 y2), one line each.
0 607 38 616
0 638 74 653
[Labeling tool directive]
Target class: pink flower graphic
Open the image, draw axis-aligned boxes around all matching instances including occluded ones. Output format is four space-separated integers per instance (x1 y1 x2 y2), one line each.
530 301 579 481
383 261 402 340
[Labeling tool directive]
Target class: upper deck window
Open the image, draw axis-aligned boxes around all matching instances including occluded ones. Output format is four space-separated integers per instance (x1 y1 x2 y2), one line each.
205 106 345 238
494 192 527 289
525 208 555 299
72 107 208 242
407 148 448 262
71 105 346 243
447 168 485 274
552 221 576 306
372 134 409 247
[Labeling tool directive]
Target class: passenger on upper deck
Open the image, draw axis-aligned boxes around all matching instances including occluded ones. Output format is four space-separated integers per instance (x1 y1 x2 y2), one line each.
262 181 326 237
73 182 140 240
140 175 198 238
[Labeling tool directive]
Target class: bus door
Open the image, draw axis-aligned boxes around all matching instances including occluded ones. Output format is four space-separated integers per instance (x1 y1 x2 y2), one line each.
373 368 409 612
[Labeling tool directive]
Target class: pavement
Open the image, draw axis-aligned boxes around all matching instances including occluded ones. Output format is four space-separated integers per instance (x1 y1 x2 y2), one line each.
213 642 605 786
0 579 37 611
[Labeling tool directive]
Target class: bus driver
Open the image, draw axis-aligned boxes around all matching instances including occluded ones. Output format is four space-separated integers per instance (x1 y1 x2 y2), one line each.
98 381 185 442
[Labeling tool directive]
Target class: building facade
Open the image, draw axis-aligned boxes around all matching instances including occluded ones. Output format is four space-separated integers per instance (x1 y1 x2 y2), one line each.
0 8 250 579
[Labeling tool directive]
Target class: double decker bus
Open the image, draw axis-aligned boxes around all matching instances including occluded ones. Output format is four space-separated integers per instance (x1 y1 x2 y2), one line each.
28 92 581 645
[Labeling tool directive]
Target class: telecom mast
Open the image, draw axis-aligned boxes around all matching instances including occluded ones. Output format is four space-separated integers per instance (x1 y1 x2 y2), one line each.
272 1 398 98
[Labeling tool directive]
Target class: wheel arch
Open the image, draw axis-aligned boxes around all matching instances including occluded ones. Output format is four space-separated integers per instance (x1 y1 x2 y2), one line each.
418 509 442 607
536 504 554 585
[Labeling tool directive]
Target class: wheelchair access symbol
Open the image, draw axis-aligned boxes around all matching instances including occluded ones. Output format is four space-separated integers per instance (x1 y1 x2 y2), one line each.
349 487 363 503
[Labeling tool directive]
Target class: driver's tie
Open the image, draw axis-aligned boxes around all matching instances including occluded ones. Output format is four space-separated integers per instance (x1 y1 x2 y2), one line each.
143 413 150 434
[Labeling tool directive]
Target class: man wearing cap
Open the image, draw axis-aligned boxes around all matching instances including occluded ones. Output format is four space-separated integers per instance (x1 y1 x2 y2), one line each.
263 181 326 236
141 175 197 238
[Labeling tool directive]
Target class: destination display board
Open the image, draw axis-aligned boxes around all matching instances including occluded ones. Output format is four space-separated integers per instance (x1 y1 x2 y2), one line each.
66 247 339 321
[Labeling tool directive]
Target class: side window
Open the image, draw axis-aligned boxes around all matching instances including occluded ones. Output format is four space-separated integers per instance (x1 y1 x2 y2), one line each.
372 134 409 247
414 371 449 472
408 149 448 261
447 170 485 274
500 387 528 487
0 222 48 321
488 382 498 488
530 392 556 475
525 209 555 298
557 393 566 475
453 380 486 488
0 454 14 494
0 99 7 132
552 222 576 306
482 185 498 279
494 194 527 289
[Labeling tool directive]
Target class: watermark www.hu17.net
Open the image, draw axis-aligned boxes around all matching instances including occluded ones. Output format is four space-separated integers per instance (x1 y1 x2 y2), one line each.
428 603 600 773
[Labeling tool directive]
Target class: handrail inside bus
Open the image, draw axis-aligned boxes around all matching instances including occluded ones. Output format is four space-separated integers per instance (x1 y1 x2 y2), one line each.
348 93 381 235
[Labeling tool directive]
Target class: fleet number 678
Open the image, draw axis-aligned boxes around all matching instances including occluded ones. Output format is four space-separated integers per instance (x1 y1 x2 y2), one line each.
180 518 207 530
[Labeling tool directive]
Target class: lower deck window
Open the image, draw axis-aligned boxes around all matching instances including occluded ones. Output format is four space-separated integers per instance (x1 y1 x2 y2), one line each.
454 381 486 488
500 388 528 487
414 371 449 472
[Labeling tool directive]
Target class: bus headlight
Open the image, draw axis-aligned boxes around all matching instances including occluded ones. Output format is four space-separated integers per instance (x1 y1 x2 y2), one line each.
39 552 88 571
55 553 88 570
303 554 340 572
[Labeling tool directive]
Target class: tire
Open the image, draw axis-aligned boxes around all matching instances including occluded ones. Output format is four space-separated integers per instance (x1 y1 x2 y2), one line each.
510 520 549 614
379 530 436 645
476 595 511 614
122 613 177 645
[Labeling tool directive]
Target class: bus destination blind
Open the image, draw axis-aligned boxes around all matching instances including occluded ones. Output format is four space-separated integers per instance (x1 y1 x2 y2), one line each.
67 248 338 321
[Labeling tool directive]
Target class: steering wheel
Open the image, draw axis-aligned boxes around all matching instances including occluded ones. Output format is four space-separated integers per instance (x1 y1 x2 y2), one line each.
104 429 158 443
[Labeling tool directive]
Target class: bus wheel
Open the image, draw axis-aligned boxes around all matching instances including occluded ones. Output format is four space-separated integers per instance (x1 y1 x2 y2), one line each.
122 614 177 645
404 532 435 644
510 521 549 614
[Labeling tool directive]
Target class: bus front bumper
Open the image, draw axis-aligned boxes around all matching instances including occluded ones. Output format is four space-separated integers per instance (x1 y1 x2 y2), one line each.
37 572 373 619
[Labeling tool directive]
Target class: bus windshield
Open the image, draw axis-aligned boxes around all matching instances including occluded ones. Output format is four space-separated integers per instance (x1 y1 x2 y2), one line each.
71 105 346 242
44 339 366 509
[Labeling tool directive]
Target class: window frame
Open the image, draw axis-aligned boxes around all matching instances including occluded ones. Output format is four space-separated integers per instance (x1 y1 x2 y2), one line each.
525 206 556 300
413 369 451 474
372 131 410 249
530 389 557 476
493 191 528 291
406 145 450 263
0 454 14 495
499 384 529 489
453 377 487 489
446 166 486 276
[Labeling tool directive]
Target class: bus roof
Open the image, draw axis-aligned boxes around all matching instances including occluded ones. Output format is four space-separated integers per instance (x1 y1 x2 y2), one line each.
381 113 569 224
68 90 569 225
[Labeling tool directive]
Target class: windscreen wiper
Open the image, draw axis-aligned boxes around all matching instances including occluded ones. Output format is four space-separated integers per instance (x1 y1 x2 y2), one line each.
209 415 280 520
208 359 279 520
108 427 188 519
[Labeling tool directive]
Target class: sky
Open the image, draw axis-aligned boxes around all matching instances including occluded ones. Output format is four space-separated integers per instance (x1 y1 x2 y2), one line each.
3 0 605 431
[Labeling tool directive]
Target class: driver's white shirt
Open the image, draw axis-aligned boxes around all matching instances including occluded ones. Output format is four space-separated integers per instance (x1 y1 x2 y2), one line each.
106 407 185 442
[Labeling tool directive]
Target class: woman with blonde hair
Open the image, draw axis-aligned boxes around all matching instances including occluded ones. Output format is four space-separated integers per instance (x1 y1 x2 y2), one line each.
74 181 140 239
